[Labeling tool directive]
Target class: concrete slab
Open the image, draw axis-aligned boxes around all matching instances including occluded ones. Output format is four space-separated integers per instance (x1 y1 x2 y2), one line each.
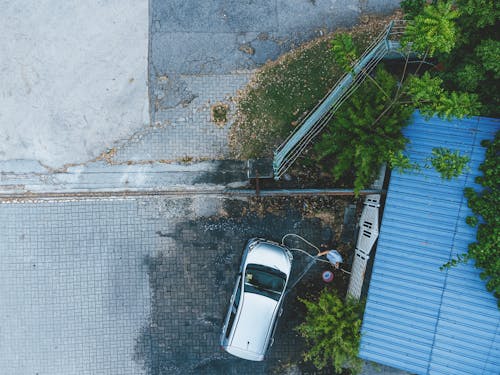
150 0 401 76
0 0 149 169
275 0 360 36
0 160 249 194
151 32 253 75
152 0 278 33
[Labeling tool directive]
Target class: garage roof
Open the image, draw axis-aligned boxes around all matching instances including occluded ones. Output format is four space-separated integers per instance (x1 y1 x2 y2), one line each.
359 112 500 375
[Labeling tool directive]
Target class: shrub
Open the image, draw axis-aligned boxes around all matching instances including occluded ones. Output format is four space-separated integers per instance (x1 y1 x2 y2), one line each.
464 133 500 305
211 103 229 125
330 34 358 73
296 290 365 374
441 132 500 307
428 147 470 180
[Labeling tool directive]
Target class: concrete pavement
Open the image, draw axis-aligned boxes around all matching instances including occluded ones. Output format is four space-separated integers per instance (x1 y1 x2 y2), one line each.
0 0 149 169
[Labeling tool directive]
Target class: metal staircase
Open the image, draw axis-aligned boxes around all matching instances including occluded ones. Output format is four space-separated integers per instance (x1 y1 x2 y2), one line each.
347 194 381 300
272 21 405 179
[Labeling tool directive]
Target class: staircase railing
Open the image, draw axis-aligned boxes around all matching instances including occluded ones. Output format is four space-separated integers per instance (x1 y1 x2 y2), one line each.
273 21 405 179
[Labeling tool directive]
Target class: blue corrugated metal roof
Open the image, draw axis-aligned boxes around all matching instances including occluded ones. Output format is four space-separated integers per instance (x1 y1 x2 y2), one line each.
359 112 500 375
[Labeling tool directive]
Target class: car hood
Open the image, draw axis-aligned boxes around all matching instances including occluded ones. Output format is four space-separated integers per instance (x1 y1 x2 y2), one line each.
246 242 292 275
230 292 278 357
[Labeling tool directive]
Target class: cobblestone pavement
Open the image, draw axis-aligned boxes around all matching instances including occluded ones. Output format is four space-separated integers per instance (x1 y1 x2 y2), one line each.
0 195 357 375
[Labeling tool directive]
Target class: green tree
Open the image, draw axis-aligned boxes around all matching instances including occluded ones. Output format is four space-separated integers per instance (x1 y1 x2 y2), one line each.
388 150 420 174
399 0 499 116
312 65 480 191
454 63 485 92
449 39 499 93
330 34 358 73
313 67 413 193
475 39 500 78
428 147 470 179
406 72 481 119
430 0 500 116
436 91 482 119
401 1 460 56
406 72 444 110
400 0 426 20
296 290 365 374
455 0 499 32
442 132 500 307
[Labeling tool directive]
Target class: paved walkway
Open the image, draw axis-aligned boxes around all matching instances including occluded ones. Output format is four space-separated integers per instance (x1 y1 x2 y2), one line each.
116 74 253 162
0 195 352 375
0 160 248 195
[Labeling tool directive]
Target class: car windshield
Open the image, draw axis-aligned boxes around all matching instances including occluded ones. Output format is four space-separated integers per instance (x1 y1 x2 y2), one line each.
244 264 286 301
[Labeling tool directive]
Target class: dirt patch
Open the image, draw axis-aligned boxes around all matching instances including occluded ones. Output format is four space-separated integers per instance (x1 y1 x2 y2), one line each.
238 44 255 55
211 102 230 127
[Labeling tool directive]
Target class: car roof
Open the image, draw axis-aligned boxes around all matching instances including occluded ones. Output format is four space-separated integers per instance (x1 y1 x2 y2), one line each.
245 241 292 274
230 291 278 356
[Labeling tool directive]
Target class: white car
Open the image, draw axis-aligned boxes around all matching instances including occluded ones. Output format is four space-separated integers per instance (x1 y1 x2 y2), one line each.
220 238 293 361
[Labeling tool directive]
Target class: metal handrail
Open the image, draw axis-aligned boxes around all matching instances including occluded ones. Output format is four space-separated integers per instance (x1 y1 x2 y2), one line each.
275 22 393 155
273 21 406 179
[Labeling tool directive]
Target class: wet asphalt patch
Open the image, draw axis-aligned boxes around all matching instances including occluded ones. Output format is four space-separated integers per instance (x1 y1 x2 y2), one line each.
134 196 356 374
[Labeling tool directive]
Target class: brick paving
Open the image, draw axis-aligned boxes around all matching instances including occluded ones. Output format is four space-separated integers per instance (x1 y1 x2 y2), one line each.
114 74 252 162
0 199 152 375
0 195 354 375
